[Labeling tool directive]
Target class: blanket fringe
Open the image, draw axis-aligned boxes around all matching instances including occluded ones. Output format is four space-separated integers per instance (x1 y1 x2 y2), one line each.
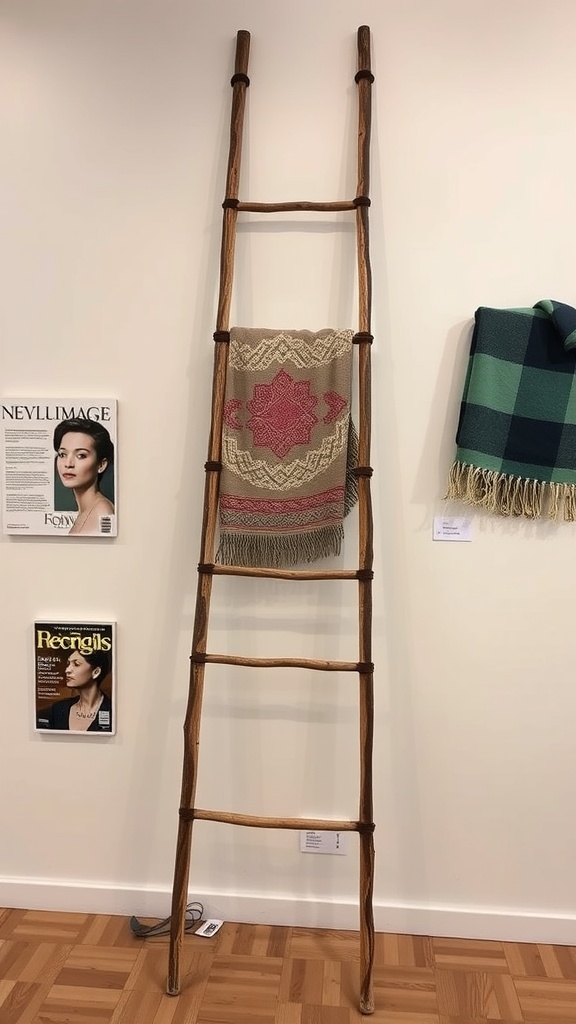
447 462 576 521
217 524 345 568
345 418 359 515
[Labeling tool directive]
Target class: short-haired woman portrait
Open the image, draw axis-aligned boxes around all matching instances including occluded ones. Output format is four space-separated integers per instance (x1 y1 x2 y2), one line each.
37 648 113 733
53 418 115 536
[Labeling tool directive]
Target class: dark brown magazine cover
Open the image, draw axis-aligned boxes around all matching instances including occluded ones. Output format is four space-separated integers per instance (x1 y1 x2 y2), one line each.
34 621 116 735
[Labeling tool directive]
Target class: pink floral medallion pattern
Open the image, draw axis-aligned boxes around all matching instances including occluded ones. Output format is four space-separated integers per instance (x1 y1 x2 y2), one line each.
323 390 348 424
224 398 243 430
246 369 319 458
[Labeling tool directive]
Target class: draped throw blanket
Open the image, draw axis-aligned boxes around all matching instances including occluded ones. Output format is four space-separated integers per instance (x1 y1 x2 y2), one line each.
447 300 576 520
217 327 358 567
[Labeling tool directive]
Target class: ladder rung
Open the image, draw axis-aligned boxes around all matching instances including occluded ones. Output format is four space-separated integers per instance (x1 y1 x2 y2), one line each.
209 565 360 581
200 654 365 671
193 809 360 830
237 200 356 213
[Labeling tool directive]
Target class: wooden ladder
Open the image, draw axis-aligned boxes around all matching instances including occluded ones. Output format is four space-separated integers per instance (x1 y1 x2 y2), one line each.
167 26 376 1015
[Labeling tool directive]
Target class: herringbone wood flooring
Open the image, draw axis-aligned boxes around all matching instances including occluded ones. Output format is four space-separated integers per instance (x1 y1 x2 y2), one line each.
1 908 575 1023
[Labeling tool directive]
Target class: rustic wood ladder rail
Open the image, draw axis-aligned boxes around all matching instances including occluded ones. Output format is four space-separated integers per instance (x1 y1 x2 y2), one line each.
167 26 376 1015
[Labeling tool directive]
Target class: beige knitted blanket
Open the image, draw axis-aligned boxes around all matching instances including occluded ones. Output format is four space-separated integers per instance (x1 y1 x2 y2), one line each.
217 327 358 567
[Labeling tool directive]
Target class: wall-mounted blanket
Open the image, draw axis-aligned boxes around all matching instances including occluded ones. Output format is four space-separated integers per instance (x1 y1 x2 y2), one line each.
447 300 576 520
217 327 358 567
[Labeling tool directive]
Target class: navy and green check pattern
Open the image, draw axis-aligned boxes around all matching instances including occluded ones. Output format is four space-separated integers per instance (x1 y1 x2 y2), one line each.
455 300 576 484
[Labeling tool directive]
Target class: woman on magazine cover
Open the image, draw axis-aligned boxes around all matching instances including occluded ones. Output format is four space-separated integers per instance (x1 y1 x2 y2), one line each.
53 418 114 536
37 648 113 733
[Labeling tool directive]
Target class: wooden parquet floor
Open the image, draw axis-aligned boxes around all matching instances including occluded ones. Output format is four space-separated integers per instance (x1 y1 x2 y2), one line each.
1 908 576 1023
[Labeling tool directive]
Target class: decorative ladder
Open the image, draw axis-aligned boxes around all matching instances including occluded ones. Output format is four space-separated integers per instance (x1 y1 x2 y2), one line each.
167 26 376 1015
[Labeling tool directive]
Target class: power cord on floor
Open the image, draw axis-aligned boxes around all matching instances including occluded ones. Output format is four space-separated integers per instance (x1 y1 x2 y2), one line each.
129 901 204 938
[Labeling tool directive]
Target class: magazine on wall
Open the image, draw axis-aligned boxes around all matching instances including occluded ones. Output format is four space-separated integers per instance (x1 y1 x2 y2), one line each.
34 621 116 735
1 398 117 537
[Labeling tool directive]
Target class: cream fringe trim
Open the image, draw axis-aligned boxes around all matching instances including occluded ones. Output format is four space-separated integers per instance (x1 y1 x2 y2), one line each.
447 461 576 521
218 524 345 568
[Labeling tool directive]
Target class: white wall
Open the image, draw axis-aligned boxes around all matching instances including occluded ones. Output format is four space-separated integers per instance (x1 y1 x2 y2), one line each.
2 0 576 944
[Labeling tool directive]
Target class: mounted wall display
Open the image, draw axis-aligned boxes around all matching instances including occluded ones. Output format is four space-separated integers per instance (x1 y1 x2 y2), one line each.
1 397 117 537
447 301 576 521
34 620 116 735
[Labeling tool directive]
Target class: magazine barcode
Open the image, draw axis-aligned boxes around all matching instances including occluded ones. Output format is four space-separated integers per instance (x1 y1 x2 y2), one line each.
100 516 112 534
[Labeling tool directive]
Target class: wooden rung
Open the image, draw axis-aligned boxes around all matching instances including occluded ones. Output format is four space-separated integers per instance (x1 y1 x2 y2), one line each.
208 565 360 581
192 809 360 830
236 200 357 213
198 653 367 672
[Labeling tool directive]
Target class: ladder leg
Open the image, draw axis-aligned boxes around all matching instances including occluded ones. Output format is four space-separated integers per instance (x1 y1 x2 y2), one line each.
167 30 251 996
358 665 375 1014
360 830 376 1014
167 816 195 993
355 27 375 1014
168 664 205 994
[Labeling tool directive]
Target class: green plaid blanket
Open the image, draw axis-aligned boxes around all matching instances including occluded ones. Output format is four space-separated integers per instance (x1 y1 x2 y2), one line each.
447 300 576 520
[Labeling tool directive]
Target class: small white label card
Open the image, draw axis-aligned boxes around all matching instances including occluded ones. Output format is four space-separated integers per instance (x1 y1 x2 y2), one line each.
433 516 472 542
300 830 347 855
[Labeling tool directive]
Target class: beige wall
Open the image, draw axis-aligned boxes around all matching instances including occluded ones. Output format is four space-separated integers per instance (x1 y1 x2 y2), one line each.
1 0 576 942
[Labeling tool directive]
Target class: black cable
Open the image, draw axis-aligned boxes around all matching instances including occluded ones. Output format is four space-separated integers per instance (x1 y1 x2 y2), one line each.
129 901 204 938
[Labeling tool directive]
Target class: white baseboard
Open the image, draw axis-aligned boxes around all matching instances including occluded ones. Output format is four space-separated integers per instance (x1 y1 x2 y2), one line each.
1 877 575 946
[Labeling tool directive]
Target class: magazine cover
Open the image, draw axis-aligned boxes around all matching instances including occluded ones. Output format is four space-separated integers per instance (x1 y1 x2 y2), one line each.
34 621 116 735
1 398 117 536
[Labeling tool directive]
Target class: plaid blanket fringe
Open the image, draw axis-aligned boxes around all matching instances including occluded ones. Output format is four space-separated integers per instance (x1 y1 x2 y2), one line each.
447 461 576 521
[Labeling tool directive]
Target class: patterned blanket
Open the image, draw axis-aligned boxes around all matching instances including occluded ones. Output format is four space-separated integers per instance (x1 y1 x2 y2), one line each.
217 328 358 567
447 300 576 520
